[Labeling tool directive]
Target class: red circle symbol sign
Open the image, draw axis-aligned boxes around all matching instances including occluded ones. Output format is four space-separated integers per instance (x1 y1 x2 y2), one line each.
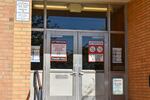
97 46 103 53
89 46 96 52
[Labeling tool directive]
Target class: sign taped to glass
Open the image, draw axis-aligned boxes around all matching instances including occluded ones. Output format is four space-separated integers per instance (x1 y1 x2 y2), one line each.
51 41 67 62
31 46 40 62
88 41 104 62
112 78 124 95
112 48 122 63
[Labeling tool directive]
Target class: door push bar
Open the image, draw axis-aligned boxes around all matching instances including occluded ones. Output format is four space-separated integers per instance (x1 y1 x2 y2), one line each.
70 72 84 76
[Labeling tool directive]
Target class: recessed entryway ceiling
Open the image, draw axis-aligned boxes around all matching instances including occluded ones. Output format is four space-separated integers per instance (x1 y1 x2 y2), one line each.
33 0 130 3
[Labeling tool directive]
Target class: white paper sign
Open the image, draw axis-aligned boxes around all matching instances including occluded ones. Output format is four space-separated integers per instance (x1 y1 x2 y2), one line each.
31 46 40 62
16 0 30 21
112 48 122 63
112 78 123 95
89 54 103 62
51 41 67 62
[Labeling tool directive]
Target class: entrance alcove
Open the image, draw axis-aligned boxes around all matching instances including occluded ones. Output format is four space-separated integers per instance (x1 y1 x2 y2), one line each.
31 1 127 100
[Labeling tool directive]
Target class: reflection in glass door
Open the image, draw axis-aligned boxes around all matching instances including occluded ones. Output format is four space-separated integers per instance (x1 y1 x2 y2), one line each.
78 32 107 100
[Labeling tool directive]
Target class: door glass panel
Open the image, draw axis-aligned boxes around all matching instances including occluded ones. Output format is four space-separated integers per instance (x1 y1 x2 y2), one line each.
81 35 105 100
50 36 73 69
82 36 104 70
49 35 74 97
31 31 43 70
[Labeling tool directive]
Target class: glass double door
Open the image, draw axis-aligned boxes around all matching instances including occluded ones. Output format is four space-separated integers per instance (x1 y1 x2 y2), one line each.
46 30 108 100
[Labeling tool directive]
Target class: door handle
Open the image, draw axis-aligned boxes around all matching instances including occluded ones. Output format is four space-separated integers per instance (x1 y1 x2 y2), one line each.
70 72 77 76
79 72 84 76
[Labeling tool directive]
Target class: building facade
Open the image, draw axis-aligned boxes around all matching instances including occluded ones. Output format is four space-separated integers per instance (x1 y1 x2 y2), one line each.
0 0 150 100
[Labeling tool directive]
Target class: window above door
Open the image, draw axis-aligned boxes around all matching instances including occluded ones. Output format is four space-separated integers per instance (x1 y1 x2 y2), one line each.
47 10 107 30
32 2 107 30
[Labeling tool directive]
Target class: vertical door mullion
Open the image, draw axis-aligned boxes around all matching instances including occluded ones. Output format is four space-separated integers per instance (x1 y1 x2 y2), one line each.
73 32 77 100
78 32 83 100
104 33 109 100
43 31 50 100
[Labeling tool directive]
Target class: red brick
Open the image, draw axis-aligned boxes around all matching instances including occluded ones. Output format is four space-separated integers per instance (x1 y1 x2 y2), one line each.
128 0 150 100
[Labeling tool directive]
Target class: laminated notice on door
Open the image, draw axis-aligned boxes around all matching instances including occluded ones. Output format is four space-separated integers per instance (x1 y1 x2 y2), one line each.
51 41 67 62
112 78 124 95
88 41 104 62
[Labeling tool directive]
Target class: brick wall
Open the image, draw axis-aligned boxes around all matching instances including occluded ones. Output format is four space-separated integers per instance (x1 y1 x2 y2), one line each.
0 0 32 100
12 0 32 99
1 0 150 100
0 0 14 100
128 0 150 100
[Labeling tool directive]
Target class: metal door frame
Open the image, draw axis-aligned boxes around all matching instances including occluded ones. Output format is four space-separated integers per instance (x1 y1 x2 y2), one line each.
43 29 109 100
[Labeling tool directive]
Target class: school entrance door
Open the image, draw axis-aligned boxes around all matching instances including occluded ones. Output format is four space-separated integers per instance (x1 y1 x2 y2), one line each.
43 30 109 100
